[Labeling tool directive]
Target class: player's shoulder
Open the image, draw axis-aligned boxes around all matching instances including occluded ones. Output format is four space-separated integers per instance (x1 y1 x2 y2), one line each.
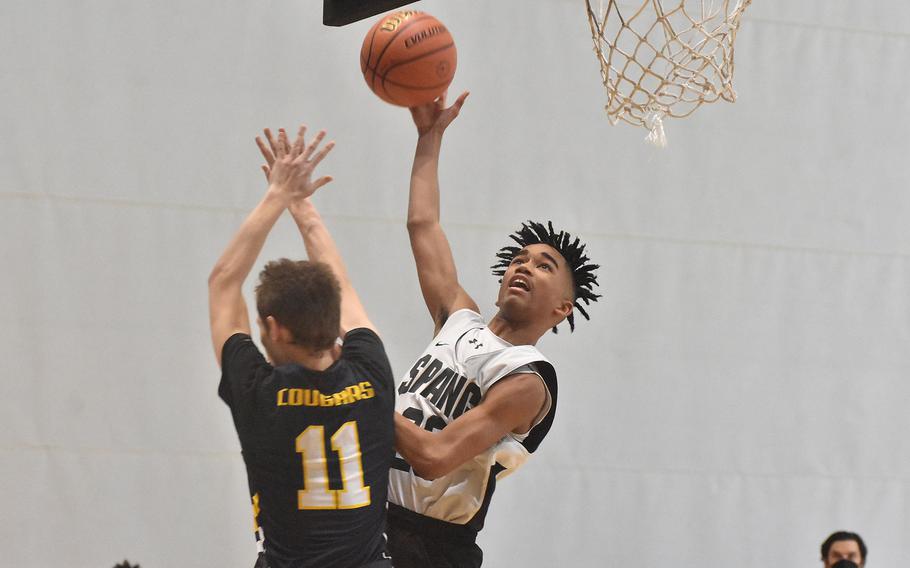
343 326 382 341
222 331 254 355
469 343 554 389
341 327 388 357
221 333 270 374
340 327 396 393
218 333 274 413
438 308 485 336
483 342 552 368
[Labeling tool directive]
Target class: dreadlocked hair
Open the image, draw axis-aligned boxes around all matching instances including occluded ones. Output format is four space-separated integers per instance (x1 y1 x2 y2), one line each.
491 220 601 333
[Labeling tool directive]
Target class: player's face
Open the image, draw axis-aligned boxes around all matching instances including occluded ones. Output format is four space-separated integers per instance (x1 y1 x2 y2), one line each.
824 540 863 567
496 243 574 328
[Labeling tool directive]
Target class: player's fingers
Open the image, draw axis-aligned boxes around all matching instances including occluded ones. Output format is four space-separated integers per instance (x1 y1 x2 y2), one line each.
436 90 447 111
264 128 280 157
255 136 275 166
438 92 469 128
278 128 290 156
261 165 271 182
453 91 470 111
292 124 307 156
303 130 327 162
273 128 285 158
311 176 334 192
308 140 335 168
445 92 469 121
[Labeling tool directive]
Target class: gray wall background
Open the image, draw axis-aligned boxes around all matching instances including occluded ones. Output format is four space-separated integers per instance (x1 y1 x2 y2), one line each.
2 0 909 566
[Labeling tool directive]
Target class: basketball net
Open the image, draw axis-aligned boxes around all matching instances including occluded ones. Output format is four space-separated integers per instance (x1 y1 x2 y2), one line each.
586 0 752 146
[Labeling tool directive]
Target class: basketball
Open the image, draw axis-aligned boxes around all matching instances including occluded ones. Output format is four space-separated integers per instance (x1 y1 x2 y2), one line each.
360 11 457 107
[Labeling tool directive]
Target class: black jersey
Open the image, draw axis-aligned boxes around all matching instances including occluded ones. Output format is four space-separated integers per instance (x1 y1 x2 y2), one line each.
218 329 395 568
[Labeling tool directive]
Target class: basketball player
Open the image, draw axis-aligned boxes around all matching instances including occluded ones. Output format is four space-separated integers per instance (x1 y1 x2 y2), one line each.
209 126 394 568
385 93 602 567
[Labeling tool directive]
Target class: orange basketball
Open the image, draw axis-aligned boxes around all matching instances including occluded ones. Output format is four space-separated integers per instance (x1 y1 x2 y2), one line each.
360 11 457 107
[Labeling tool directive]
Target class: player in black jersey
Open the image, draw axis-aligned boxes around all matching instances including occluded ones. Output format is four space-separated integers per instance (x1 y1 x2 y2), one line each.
209 126 395 568
386 94 601 567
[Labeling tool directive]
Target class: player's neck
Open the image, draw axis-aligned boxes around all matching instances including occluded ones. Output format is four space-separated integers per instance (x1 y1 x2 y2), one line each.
487 312 544 346
277 344 340 371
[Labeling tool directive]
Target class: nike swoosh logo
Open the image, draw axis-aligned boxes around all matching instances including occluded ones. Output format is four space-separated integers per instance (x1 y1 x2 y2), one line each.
435 342 448 346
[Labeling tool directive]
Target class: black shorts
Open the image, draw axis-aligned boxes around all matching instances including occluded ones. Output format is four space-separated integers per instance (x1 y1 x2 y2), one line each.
252 551 393 568
386 503 483 568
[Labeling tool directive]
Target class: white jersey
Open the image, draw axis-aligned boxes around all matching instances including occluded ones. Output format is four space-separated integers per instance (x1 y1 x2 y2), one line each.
387 309 558 530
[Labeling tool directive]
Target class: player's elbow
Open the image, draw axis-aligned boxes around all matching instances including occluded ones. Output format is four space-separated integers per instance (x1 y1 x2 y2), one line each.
208 265 226 289
406 216 437 234
208 265 243 299
410 460 447 481
408 446 457 480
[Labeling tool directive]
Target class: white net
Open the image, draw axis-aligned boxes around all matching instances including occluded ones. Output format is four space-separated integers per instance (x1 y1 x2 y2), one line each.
585 0 752 146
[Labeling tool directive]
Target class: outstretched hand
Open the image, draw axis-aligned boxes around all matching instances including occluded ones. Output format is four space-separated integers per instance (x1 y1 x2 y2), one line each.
410 90 469 137
255 125 335 201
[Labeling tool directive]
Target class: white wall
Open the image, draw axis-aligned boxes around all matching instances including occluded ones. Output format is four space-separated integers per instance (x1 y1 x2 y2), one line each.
1 0 908 566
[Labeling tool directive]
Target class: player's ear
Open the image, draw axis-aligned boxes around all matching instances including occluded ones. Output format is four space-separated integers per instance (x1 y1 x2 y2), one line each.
272 318 299 345
264 316 282 342
554 299 573 320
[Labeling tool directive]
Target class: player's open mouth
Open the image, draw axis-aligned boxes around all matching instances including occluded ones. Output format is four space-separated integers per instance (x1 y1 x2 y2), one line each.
508 276 531 292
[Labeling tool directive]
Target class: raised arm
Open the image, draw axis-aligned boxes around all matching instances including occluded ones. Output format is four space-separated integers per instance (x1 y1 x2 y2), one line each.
208 125 333 364
207 192 281 364
257 127 375 336
291 199 376 335
407 91 479 333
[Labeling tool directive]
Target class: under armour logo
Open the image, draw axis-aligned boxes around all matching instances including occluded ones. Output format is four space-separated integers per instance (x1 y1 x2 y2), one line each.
468 338 483 350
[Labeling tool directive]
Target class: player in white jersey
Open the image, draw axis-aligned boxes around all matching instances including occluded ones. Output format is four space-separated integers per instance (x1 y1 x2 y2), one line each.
386 92 602 568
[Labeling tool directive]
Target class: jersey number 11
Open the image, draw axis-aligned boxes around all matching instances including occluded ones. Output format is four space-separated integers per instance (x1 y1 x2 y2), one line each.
296 421 370 510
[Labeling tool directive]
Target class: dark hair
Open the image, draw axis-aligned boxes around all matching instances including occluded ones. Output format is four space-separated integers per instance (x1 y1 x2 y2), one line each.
491 220 601 333
821 531 867 562
255 259 340 351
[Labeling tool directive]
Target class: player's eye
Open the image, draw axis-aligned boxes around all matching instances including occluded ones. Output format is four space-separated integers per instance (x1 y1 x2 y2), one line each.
538 263 552 271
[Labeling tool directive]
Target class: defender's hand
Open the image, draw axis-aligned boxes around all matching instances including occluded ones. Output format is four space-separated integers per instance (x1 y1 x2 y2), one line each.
255 125 335 199
410 91 469 137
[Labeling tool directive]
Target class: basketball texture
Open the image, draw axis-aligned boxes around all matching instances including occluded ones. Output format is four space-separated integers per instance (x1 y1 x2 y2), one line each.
360 11 457 107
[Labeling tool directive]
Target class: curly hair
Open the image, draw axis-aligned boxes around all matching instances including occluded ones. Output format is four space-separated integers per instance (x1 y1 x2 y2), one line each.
492 220 601 333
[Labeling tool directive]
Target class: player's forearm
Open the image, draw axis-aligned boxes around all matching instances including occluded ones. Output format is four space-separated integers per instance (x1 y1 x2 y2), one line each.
406 132 444 229
289 199 350 280
398 379 545 479
394 412 453 480
209 189 287 289
395 410 489 479
289 199 372 333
